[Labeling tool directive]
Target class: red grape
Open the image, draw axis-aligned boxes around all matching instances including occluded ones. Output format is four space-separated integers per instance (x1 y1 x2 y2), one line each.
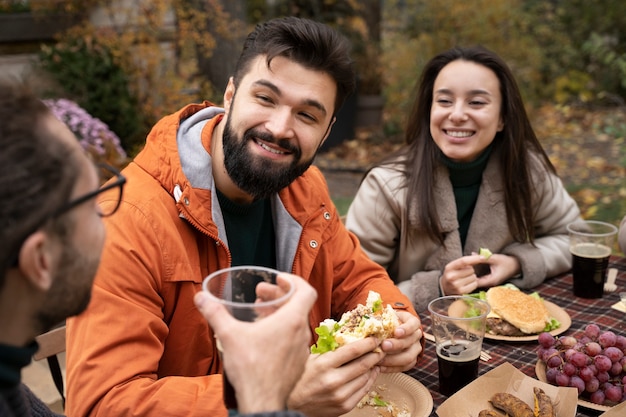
604 346 624 362
538 332 556 348
599 331 617 348
590 390 605 405
570 351 588 368
569 375 585 394
585 324 601 340
585 377 600 393
547 354 563 368
585 342 602 357
579 366 595 382
605 383 623 403
542 347 558 363
563 362 577 376
557 336 577 349
544 367 558 384
564 348 577 362
610 362 623 376
595 355 612 372
555 371 570 387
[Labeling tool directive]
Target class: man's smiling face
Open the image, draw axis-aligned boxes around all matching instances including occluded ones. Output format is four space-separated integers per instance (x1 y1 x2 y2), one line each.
221 55 337 199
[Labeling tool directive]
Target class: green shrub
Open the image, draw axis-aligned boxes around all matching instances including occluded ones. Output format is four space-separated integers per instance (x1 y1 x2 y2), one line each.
38 36 145 155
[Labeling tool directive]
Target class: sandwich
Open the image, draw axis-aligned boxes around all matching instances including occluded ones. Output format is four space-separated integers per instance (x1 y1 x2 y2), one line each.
311 291 399 354
483 286 556 336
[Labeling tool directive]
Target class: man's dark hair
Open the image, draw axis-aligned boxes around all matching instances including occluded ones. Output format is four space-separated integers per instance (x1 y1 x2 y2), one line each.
0 78 78 283
233 16 356 115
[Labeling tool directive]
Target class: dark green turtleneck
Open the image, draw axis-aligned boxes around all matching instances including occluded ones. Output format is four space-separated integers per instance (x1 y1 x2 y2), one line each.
216 189 276 268
0 342 37 390
440 144 493 247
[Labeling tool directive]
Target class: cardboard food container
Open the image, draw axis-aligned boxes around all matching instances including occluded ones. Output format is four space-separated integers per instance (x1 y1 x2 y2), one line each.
436 362 578 417
598 400 626 417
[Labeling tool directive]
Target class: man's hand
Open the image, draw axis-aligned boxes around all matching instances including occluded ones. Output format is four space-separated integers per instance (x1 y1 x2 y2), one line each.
288 337 384 417
194 273 317 414
378 310 423 373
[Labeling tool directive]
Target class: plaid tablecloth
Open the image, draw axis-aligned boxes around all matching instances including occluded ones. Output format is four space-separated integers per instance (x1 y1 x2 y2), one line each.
405 255 626 417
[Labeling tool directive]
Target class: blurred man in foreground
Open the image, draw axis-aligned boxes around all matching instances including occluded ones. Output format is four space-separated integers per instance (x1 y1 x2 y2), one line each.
0 77 317 417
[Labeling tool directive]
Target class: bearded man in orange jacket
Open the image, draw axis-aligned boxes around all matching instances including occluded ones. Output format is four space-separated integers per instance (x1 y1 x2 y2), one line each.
65 16 423 417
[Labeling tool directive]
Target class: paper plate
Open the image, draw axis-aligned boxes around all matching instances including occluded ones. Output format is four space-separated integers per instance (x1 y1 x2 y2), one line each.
535 359 623 412
340 373 433 417
484 300 572 342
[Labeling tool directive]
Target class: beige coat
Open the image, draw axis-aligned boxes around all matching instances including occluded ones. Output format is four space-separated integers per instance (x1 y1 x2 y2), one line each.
346 149 582 312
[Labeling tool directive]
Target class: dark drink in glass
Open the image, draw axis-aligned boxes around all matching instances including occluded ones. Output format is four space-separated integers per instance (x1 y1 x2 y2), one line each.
436 341 480 396
571 242 611 299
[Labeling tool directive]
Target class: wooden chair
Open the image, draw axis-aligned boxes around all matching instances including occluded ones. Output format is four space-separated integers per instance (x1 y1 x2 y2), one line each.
34 324 66 410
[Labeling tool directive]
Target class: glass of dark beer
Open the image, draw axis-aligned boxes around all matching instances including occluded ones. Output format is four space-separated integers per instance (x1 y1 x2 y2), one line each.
567 220 617 299
428 296 490 396
202 266 295 411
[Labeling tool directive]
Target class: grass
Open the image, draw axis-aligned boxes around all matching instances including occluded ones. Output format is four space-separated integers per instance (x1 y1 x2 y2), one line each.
333 197 353 217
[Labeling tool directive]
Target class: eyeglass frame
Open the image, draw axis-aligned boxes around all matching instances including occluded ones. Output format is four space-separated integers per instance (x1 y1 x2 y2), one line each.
51 163 126 219
9 163 126 267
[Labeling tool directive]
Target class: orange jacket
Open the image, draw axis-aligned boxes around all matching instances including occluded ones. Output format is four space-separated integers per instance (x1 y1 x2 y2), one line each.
65 103 418 417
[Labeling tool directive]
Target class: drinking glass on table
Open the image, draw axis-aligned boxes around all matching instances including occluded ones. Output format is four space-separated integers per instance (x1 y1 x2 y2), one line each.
428 296 490 396
567 220 618 299
202 266 295 411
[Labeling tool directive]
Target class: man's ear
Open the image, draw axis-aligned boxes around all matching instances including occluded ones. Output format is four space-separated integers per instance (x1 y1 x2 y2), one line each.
18 231 55 291
223 77 235 114
320 117 337 147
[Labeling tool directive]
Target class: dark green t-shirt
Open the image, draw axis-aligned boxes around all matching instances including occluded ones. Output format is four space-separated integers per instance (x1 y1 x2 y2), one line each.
215 189 276 268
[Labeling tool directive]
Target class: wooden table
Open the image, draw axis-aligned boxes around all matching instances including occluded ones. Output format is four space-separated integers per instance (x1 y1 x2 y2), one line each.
406 255 626 417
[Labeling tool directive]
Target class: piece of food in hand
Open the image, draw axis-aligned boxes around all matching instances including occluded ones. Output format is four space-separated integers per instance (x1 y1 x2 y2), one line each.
310 291 399 354
479 247 493 259
533 387 555 417
485 286 552 336
489 392 534 417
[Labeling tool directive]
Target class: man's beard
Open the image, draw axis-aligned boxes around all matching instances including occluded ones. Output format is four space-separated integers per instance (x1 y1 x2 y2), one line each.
37 237 100 332
222 117 316 200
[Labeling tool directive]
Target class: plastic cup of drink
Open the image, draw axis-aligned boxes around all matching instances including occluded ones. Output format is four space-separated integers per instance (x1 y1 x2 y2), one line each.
202 266 294 411
428 295 490 396
567 220 617 299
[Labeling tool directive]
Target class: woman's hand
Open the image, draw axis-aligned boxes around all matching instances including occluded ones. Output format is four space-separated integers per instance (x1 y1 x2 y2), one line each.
475 253 521 288
440 254 485 295
440 253 522 295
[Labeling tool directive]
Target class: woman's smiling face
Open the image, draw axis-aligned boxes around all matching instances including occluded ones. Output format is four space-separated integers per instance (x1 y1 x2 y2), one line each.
430 59 504 162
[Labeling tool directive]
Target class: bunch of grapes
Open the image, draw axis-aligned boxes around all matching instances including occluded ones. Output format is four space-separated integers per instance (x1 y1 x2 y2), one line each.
537 324 626 406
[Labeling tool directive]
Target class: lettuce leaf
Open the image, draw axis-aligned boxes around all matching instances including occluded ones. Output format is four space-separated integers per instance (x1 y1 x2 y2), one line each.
310 322 339 354
372 396 388 407
544 317 561 332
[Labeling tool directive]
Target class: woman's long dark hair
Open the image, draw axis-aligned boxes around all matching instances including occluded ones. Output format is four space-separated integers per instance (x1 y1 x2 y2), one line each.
378 46 556 245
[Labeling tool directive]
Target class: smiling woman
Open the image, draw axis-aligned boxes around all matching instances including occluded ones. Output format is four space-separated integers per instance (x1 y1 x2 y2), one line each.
345 45 582 313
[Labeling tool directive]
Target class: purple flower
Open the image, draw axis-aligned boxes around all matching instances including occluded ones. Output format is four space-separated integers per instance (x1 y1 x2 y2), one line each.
43 98 127 158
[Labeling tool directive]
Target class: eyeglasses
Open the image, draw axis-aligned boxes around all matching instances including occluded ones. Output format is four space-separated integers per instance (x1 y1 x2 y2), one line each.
8 163 126 267
52 163 126 219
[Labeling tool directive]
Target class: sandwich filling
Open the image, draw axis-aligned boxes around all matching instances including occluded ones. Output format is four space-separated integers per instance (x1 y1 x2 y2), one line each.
311 291 399 353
